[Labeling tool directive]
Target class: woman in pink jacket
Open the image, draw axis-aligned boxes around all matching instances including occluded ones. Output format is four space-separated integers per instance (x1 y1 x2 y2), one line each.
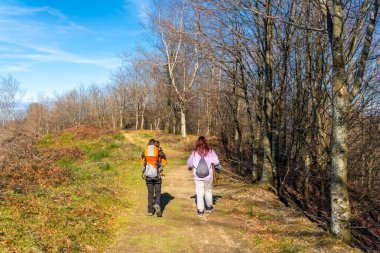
187 136 221 217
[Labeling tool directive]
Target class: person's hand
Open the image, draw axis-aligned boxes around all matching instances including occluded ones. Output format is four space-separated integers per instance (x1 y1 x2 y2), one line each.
214 164 222 173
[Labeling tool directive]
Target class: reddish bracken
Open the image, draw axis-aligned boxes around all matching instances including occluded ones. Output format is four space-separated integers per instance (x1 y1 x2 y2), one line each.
0 163 72 193
56 125 119 140
0 131 87 194
40 147 85 162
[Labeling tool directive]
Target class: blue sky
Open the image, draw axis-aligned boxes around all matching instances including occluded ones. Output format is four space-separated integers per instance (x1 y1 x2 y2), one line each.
0 0 151 102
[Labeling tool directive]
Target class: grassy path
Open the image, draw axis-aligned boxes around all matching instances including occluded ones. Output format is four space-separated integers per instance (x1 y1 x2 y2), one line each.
106 131 358 253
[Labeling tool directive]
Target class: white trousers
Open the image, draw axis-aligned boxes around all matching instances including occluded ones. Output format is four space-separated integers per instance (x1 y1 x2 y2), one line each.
194 180 213 211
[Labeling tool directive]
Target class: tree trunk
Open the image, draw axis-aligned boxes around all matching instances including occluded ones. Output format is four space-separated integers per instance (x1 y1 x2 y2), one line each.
206 64 214 136
260 0 274 185
302 153 311 201
313 34 328 199
240 52 257 182
155 118 160 130
180 106 187 138
135 107 139 130
165 98 171 133
231 73 243 171
119 109 123 128
330 74 351 243
302 14 312 201
170 100 177 134
172 112 176 135
255 68 264 182
206 101 211 136
197 118 200 136
367 159 374 192
140 100 146 130
328 0 351 243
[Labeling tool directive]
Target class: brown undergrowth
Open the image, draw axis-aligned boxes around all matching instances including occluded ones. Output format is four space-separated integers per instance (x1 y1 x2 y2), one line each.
0 128 87 194
209 134 378 252
0 125 130 252
56 125 119 141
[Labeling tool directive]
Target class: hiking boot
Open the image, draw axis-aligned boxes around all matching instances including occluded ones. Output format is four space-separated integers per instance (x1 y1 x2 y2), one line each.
147 208 155 216
206 205 214 213
153 204 162 217
197 209 204 218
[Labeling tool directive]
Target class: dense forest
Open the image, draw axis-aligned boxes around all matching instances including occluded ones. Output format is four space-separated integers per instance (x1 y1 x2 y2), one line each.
1 0 379 251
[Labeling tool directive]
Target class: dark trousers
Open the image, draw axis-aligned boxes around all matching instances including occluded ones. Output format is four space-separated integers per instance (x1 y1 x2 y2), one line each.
146 178 161 213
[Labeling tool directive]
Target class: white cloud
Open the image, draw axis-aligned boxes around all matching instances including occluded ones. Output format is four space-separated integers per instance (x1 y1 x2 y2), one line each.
124 0 151 26
0 5 59 17
0 3 87 42
68 21 88 32
0 45 120 70
0 63 30 72
23 47 120 69
0 2 116 71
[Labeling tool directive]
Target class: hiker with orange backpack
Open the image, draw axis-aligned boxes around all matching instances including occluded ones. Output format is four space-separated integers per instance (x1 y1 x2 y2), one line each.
154 140 167 175
187 136 221 217
141 139 166 217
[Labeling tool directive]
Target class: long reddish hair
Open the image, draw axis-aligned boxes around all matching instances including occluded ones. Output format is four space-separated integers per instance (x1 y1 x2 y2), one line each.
194 136 210 157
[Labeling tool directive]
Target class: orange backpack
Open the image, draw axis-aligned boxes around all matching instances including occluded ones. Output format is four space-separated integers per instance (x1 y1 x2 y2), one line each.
141 145 160 178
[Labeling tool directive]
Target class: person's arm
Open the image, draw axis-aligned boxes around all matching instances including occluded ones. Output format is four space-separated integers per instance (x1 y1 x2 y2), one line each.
187 151 195 170
140 151 146 170
159 148 166 159
211 150 222 172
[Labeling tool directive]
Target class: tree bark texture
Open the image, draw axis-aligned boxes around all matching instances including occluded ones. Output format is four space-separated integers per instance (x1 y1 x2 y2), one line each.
328 0 351 243
260 0 274 185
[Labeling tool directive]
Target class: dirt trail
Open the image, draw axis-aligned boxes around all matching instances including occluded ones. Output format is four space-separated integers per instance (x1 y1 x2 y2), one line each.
106 131 358 253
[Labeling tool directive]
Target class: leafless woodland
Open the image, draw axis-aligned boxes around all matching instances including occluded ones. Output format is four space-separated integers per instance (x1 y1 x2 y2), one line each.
1 0 379 251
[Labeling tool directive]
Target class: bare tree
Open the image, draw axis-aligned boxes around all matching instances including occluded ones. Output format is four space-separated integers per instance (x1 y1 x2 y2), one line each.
151 0 200 138
319 0 379 242
0 74 22 126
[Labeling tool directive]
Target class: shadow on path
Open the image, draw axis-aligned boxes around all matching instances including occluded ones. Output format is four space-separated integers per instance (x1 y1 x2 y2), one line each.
161 192 174 213
191 195 223 205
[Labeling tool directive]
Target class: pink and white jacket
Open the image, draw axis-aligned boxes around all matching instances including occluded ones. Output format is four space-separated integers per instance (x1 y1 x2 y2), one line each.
187 149 220 181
